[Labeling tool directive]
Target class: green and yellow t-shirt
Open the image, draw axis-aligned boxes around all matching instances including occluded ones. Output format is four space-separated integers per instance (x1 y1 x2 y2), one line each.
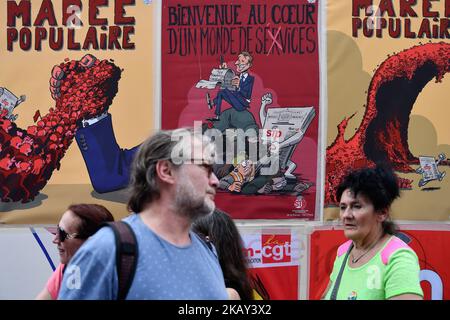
324 236 423 300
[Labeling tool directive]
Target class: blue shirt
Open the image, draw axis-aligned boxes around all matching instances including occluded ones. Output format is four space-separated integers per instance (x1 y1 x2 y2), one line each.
58 214 227 300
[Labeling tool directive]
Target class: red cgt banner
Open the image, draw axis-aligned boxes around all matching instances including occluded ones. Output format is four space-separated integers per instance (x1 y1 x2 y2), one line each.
242 231 302 299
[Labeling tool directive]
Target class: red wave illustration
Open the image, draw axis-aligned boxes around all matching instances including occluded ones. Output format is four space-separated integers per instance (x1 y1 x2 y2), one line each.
326 42 450 205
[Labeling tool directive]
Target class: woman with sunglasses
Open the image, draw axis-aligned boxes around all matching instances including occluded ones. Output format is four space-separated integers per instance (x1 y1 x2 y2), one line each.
36 203 114 300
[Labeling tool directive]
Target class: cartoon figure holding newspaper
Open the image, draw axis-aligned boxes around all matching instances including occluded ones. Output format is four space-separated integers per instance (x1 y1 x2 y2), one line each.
196 52 259 133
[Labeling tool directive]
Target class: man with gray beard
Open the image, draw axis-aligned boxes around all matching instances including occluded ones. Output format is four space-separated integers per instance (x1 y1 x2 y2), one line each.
58 128 228 300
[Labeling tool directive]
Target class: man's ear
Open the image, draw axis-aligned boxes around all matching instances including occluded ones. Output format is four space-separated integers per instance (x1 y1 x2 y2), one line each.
155 160 176 185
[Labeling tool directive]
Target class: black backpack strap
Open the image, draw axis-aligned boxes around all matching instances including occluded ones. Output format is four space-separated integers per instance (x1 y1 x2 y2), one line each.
103 221 138 300
330 242 353 300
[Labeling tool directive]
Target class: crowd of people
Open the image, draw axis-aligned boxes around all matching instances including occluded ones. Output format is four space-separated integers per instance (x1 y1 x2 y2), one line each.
35 128 423 300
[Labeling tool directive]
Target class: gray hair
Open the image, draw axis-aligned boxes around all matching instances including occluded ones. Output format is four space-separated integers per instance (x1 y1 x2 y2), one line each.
127 128 214 213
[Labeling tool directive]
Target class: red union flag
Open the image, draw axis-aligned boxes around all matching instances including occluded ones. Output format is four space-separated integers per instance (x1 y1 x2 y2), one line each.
33 110 41 123
262 234 291 264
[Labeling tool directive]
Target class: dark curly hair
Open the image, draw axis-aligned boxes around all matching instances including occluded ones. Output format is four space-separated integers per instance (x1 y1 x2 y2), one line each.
336 164 400 235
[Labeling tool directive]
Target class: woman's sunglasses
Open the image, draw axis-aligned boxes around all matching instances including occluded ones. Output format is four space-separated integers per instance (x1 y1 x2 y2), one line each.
57 225 81 242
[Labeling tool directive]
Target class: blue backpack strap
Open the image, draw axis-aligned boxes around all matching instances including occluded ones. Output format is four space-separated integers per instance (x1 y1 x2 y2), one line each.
103 221 138 300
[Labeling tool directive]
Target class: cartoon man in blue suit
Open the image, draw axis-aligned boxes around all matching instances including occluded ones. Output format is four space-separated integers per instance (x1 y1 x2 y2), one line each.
207 52 258 133
75 113 139 193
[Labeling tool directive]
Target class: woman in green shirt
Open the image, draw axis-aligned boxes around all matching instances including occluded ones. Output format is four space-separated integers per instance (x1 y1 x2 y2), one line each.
323 165 423 300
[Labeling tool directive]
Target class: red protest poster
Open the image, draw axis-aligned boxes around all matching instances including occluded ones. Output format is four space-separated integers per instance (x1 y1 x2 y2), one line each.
309 228 450 300
161 0 321 219
250 266 298 300
402 229 450 300
308 229 345 300
242 230 301 299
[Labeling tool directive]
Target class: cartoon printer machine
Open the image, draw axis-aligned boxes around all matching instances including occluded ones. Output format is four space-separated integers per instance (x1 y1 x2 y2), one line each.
0 87 26 121
415 153 446 187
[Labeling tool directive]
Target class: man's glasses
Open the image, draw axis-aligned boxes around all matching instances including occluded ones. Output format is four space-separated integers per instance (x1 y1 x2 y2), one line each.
195 163 214 177
57 225 81 242
167 158 215 177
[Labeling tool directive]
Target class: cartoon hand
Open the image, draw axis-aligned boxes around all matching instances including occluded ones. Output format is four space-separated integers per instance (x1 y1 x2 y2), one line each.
47 54 119 122
238 160 253 178
49 54 98 101
261 93 273 106
269 141 280 155
49 65 65 100
437 153 446 163
32 158 44 175
79 54 97 68
219 62 228 69
232 76 240 87
242 164 252 176
0 155 13 170
228 181 242 193
15 161 31 174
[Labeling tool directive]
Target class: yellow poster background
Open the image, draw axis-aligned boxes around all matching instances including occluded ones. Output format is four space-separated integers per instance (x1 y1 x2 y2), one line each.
0 1 155 224
325 1 450 221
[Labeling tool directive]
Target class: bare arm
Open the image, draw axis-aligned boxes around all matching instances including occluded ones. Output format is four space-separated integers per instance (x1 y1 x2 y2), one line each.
227 288 241 300
35 287 53 300
321 281 332 300
389 293 423 300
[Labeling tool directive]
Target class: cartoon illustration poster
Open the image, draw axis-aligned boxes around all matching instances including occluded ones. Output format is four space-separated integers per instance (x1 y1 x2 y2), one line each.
0 1 156 224
161 0 321 219
325 1 450 220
